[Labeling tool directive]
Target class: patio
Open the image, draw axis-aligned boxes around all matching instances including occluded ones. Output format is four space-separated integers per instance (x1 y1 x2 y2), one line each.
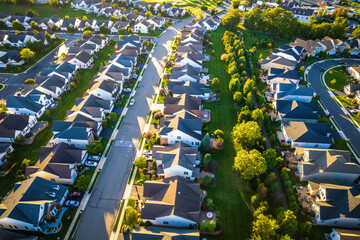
296 186 313 213
201 110 211 122
24 121 48 145
285 152 299 169
200 210 217 224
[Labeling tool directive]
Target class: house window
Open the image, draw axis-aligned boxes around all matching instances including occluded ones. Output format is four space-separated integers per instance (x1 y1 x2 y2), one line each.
177 136 181 140
8 225 12 228
163 221 169 224
51 178 56 182
191 142 194 145
25 226 28 229
314 144 319 148
184 172 188 175
67 139 71 142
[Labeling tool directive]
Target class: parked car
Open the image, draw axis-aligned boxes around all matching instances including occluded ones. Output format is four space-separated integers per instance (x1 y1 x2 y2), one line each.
69 192 82 199
339 61 345 65
123 88 132 93
143 150 152 155
130 99 135 105
85 161 98 167
88 155 101 161
350 109 359 113
65 200 80 207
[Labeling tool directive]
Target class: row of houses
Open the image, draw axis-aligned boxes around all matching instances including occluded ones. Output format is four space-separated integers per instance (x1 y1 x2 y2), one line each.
0 34 149 234
118 16 222 239
262 43 360 235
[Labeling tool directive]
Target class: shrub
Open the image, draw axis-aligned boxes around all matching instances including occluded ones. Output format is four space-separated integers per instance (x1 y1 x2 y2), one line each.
134 157 147 169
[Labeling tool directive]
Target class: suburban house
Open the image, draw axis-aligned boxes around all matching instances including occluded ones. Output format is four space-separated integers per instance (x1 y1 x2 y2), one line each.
290 38 325 56
85 34 108 50
110 21 130 34
261 54 297 70
152 142 201 180
281 121 333 149
175 52 202 69
43 15 63 29
308 181 360 228
272 45 304 62
0 143 13 166
93 20 113 33
60 18 80 31
291 7 316 22
75 94 114 114
64 50 94 69
34 74 69 98
148 16 165 28
267 69 301 85
88 79 122 101
119 227 199 240
159 111 202 147
177 44 203 57
67 99 105 122
274 100 320 123
6 94 52 118
348 65 360 81
0 114 37 143
346 38 360 56
295 148 360 184
133 20 155 34
168 8 187 17
127 13 146 23
168 81 211 101
0 50 24 67
327 229 360 240
164 93 201 118
344 84 360 95
170 64 201 83
139 176 200 227
51 121 95 149
0 177 68 232
272 82 314 103
25 143 87 185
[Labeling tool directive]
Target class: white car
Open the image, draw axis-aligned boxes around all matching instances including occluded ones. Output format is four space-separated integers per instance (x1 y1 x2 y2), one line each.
85 161 98 167
143 150 152 155
88 155 101 161
123 88 132 92
130 99 135 105
65 200 80 207
350 109 359 113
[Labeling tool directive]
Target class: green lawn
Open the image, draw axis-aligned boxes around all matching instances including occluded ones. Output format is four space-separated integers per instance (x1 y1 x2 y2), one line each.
325 67 350 92
143 0 221 14
202 27 254 240
0 43 116 198
0 4 108 20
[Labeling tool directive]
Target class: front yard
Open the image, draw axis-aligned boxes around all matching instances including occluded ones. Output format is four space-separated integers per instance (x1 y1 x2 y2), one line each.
201 27 254 239
324 67 350 92
0 43 116 198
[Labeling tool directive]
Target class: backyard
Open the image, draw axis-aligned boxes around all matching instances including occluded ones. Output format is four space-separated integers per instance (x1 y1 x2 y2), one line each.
0 43 116 198
143 0 222 15
324 67 350 92
202 27 254 239
0 4 109 20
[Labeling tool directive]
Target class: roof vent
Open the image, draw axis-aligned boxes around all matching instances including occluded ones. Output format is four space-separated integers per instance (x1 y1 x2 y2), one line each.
52 185 60 191
48 192 56 198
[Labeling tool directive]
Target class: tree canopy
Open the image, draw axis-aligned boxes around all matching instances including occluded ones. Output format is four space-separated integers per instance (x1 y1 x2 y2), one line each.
232 121 262 150
233 149 266 180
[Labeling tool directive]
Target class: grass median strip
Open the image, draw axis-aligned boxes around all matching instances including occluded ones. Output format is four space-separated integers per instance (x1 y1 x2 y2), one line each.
89 169 101 194
112 201 125 232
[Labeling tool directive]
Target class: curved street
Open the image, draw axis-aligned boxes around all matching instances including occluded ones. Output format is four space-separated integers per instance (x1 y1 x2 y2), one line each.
306 59 360 158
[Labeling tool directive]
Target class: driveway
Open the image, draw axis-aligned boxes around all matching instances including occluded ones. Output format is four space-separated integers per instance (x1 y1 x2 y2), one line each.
306 59 360 157
73 17 194 240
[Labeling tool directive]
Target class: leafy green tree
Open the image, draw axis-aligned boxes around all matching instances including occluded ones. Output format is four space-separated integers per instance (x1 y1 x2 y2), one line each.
243 79 255 95
238 108 251 123
262 149 277 169
20 48 35 62
222 9 243 32
330 79 336 85
251 214 279 239
14 135 25 145
134 157 147 169
202 134 211 151
200 220 207 232
202 153 212 168
74 174 91 192
353 27 360 39
82 30 93 40
212 77 219 87
252 109 264 123
233 149 266 180
109 112 117 122
245 92 255 109
207 221 216 233
229 77 240 92
24 78 35 85
232 0 241 8
279 235 294 240
277 209 298 236
145 11 152 18
299 221 312 236
12 20 23 31
25 9 39 17
203 175 211 185
125 207 138 226
233 91 243 104
213 129 224 139
86 140 103 155
232 121 262 150
0 103 8 115
264 172 279 192
21 159 31 168
300 66 305 71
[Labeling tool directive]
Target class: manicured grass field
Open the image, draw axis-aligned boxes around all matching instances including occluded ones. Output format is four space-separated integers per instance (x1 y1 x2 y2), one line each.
202 27 254 240
0 4 108 20
143 0 221 14
0 44 116 198
325 67 350 92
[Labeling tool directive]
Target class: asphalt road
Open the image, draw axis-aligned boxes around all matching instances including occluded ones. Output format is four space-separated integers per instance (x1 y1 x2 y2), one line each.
73 17 194 240
307 59 360 156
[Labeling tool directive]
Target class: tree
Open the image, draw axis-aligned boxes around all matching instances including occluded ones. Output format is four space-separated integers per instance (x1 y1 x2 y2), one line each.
262 149 279 169
300 66 305 71
154 112 164 120
232 0 241 9
145 11 152 18
233 91 243 104
202 134 211 151
232 121 262 150
245 91 255 109
212 77 219 87
20 48 35 62
213 129 224 139
202 153 212 168
125 207 138 226
264 172 279 192
353 27 360 39
243 79 255 95
14 135 25 145
26 9 39 17
222 9 243 32
200 220 207 232
74 174 91 192
82 30 93 40
21 159 31 168
49 0 60 7
109 112 117 122
251 214 279 239
120 15 127 21
203 175 211 185
0 103 7 115
12 20 23 31
134 157 147 169
251 109 263 123
151 160 157 170
86 141 103 155
229 77 240 92
233 149 266 180
277 210 298 236
24 78 35 85
330 79 336 85
207 221 216 233
299 221 312 236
